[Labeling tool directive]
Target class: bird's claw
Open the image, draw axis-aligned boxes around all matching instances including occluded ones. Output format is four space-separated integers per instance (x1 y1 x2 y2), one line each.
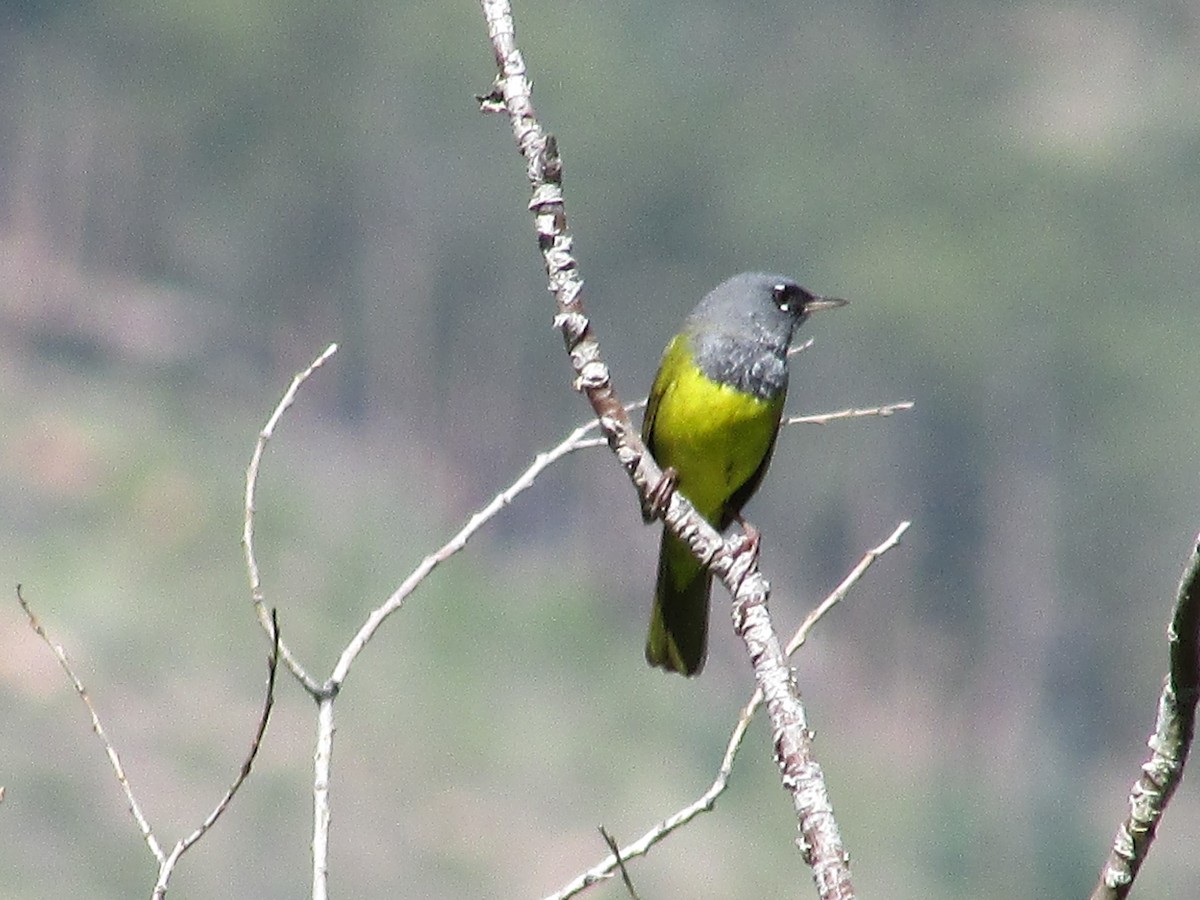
642 466 678 522
734 515 761 561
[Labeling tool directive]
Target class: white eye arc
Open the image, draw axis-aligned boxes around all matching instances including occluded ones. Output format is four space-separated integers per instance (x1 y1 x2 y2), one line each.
772 283 798 312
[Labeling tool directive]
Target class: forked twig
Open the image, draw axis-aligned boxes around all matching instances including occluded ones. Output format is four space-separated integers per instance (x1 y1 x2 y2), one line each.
786 401 914 427
18 587 281 898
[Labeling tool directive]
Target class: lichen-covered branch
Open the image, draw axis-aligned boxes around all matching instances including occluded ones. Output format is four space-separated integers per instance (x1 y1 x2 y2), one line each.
477 2 855 896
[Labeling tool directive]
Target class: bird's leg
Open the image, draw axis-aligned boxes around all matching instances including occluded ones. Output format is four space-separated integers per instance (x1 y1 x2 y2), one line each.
733 514 762 561
642 466 678 523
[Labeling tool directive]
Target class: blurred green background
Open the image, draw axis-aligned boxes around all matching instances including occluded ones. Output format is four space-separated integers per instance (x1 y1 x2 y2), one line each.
2 0 1199 897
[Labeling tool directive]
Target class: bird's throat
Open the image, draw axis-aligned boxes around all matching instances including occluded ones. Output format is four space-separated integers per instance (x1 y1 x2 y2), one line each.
690 330 789 401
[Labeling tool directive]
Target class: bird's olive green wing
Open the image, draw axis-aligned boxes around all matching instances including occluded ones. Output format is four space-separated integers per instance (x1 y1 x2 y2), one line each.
639 335 684 524
641 335 683 452
717 390 786 529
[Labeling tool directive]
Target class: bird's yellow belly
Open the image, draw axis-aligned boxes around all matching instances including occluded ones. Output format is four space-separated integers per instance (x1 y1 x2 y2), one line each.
650 362 782 521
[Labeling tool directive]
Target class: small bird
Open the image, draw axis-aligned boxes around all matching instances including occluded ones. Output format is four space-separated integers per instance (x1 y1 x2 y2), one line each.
642 272 846 675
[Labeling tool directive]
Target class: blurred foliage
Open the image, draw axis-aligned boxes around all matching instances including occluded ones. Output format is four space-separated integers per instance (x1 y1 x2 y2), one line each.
2 0 1200 897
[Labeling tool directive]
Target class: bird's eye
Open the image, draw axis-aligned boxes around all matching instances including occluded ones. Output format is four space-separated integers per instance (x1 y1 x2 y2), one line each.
772 283 800 311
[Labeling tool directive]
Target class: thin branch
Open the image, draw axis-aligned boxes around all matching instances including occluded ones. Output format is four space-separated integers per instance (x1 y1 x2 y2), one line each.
479 3 860 897
312 695 334 900
786 401 915 427
242 342 337 695
1090 533 1200 900
543 522 909 899
17 585 165 864
153 610 281 898
327 414 608 688
787 521 910 655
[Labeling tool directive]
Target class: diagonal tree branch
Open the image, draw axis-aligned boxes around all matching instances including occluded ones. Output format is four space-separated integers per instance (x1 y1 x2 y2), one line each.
477 4 857 897
1090 534 1200 900
327 416 607 689
478 3 859 897
309 414 611 900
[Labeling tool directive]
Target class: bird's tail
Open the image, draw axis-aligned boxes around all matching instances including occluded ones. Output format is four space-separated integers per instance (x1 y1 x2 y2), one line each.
645 530 711 676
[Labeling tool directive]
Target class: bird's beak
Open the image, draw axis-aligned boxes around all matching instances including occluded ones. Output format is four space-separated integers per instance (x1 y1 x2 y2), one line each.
804 295 848 313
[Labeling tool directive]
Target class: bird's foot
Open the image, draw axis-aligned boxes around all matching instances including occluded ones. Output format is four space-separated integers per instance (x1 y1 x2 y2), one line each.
642 467 678 522
734 515 762 561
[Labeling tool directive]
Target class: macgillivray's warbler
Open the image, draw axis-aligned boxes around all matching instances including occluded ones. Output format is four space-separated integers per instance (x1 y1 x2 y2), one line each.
641 272 846 675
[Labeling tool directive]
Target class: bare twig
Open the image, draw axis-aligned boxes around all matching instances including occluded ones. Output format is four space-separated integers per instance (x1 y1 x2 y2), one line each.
239 345 340 898
243 342 337 695
787 521 911 656
543 522 909 899
153 611 281 898
786 401 915 427
17 584 165 864
597 827 640 900
1090 534 1200 900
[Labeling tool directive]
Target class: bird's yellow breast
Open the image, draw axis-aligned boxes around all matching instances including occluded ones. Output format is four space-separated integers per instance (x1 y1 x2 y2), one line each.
644 336 784 522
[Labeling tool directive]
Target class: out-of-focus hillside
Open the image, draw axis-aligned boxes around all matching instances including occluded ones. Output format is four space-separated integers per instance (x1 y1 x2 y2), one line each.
3 1 1200 897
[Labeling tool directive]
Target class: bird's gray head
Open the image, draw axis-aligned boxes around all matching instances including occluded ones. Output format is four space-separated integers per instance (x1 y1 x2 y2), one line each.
685 272 846 399
687 272 846 354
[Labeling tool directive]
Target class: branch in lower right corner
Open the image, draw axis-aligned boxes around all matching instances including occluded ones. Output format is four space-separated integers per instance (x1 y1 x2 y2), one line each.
1089 535 1200 900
